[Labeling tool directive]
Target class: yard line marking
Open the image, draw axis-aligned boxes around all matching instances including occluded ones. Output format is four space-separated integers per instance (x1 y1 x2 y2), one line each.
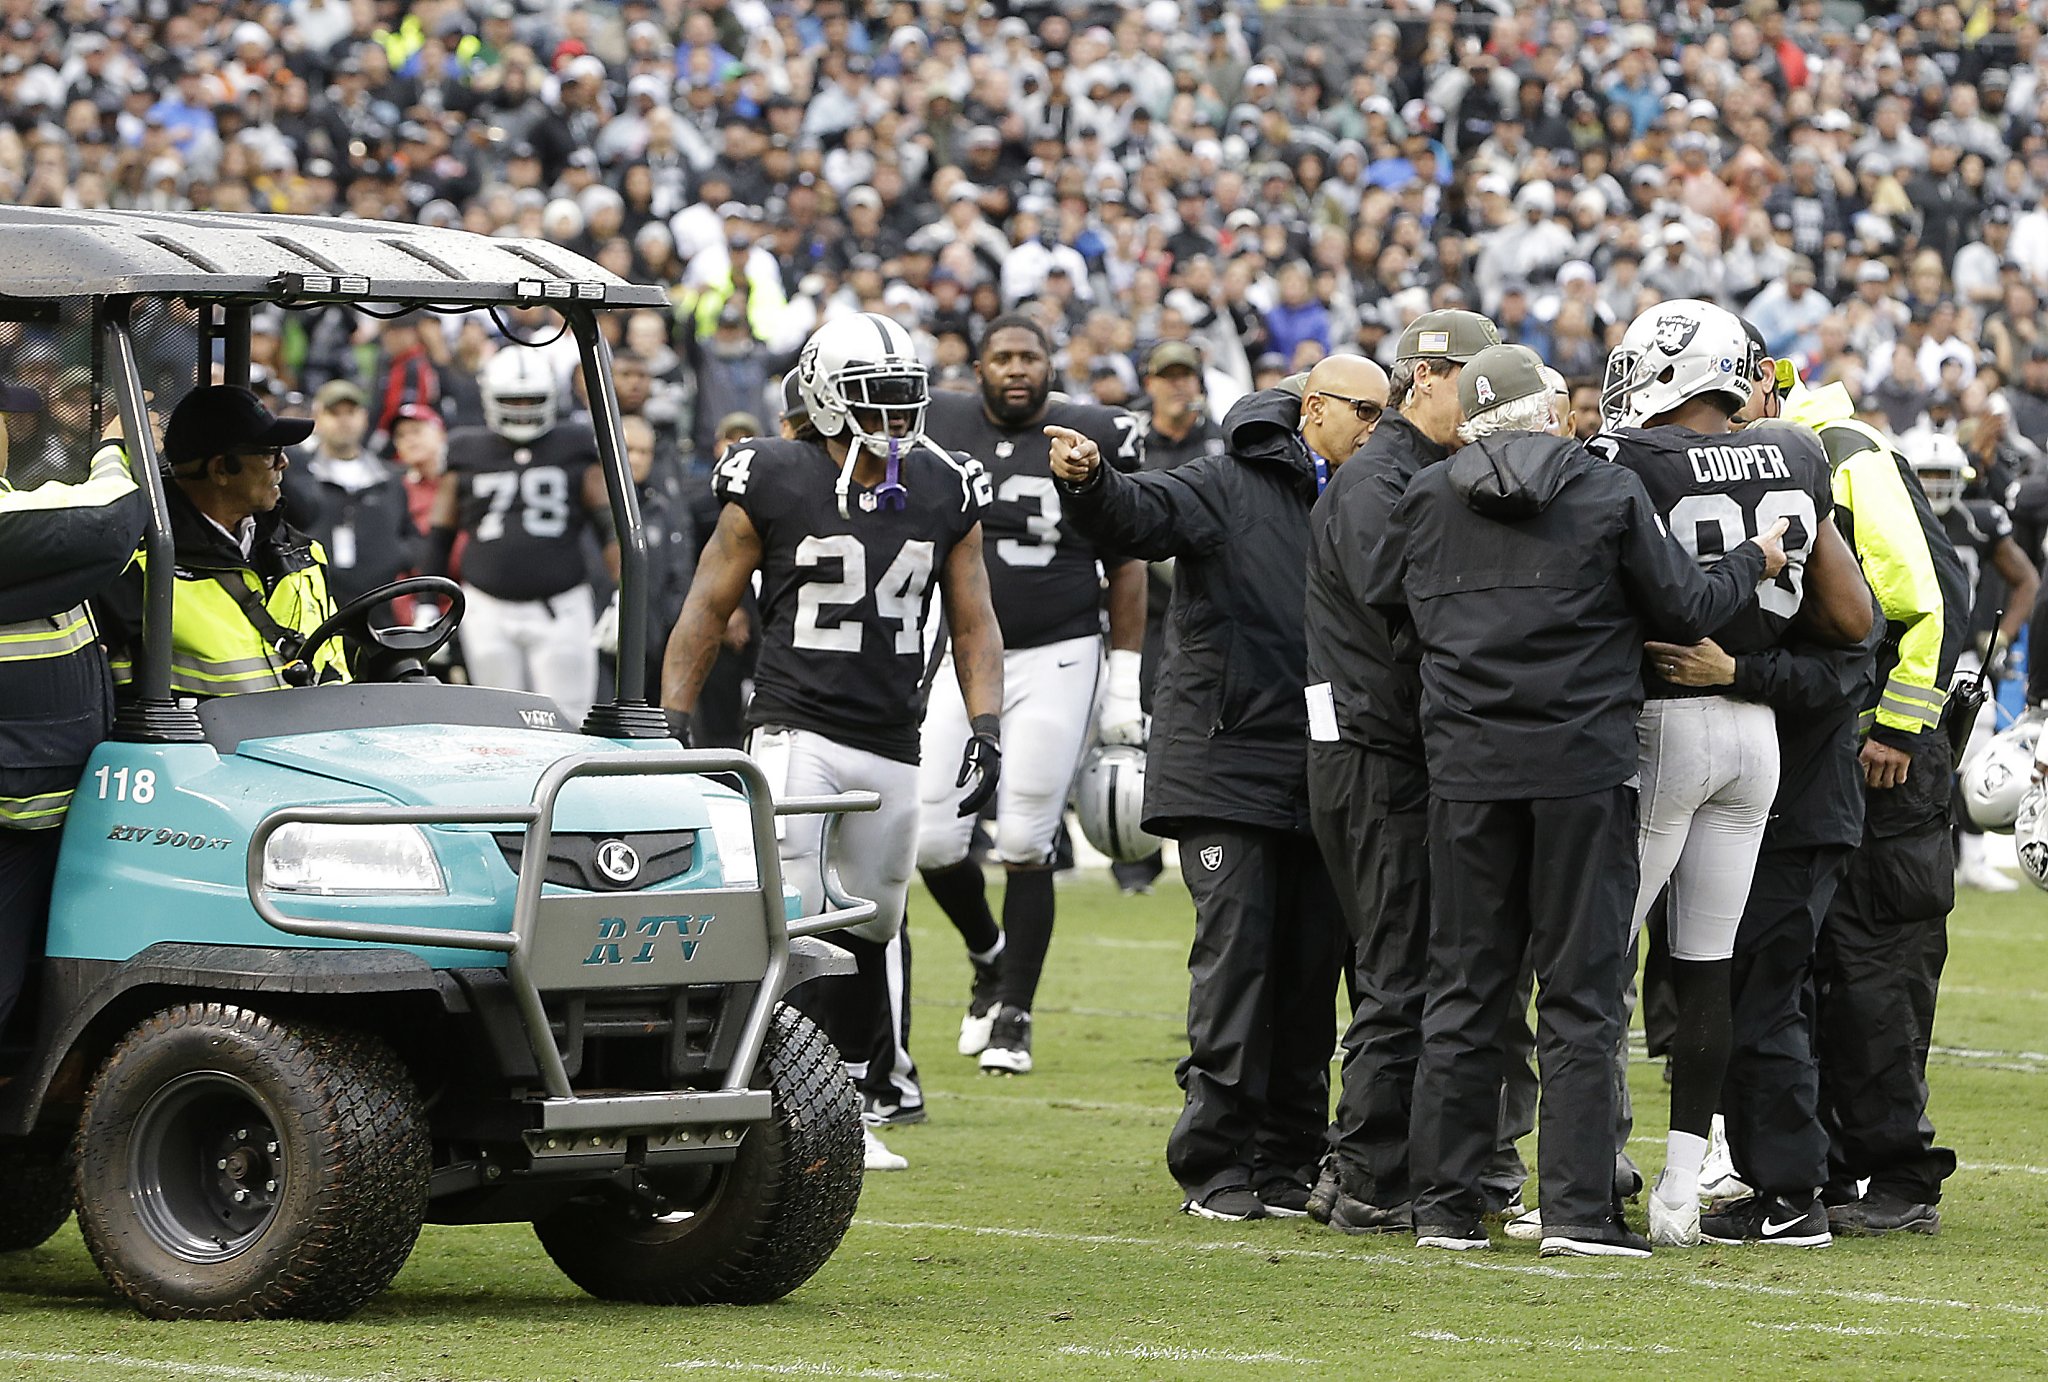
669 1367 942 1380
858 1220 2048 1318
1076 936 1185 950
857 1219 1614 1281
910 998 1182 1024
1959 1160 2048 1176
1749 1322 1968 1340
0 1352 370 1382
1944 983 2048 1002
1057 1345 1321 1366
1411 1330 1679 1355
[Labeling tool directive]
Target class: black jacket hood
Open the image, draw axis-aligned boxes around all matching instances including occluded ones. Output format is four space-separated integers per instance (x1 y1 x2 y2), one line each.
1221 382 1316 486
1448 431 1591 519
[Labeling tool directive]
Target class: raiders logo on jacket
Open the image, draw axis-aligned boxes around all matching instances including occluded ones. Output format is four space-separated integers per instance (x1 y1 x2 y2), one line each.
924 391 1143 648
712 434 989 763
446 422 600 602
1596 423 1835 696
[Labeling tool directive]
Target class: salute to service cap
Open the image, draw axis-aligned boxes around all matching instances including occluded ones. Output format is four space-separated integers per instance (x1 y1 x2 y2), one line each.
1145 340 1202 375
1457 344 1548 418
162 385 315 467
1396 308 1501 364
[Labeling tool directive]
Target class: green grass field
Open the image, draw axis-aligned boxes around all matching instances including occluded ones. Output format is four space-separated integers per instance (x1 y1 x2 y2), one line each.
4 871 2047 1380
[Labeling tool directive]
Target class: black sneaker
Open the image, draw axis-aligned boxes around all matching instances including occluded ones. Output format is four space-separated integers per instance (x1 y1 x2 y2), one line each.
1183 1185 1268 1221
1305 1159 1340 1224
1414 1222 1489 1251
1540 1220 1652 1258
1700 1193 1832 1248
862 1095 927 1127
979 1005 1033 1074
1256 1181 1311 1218
1330 1192 1414 1236
1827 1191 1940 1237
957 951 1005 1056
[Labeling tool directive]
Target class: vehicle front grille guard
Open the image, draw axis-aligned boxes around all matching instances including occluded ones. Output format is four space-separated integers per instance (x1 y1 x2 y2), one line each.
245 750 876 1132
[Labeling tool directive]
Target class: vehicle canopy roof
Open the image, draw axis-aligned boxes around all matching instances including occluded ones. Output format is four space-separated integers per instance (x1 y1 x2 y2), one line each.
0 206 667 309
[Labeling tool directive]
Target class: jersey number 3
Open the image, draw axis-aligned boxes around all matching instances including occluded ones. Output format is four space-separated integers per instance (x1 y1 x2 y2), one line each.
474 467 570 541
793 535 936 654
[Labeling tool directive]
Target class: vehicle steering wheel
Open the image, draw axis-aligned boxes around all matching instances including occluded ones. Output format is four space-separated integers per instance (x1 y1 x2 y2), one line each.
297 576 465 684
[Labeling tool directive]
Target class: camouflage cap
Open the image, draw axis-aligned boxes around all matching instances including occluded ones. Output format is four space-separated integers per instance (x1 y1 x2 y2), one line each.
1396 308 1500 364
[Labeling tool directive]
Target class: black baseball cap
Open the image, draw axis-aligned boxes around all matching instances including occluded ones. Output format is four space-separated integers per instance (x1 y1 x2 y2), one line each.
162 385 313 467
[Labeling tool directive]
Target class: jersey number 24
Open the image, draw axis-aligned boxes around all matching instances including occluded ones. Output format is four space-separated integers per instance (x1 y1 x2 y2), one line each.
793 535 935 654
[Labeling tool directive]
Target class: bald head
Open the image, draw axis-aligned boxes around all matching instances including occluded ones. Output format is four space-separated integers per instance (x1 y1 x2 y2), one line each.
1301 352 1391 463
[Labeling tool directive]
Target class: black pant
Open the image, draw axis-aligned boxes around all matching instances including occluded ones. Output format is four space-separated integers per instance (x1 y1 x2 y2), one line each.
1722 843 1851 1200
1166 822 1344 1200
0 827 61 1038
1308 742 1535 1208
1411 788 1637 1234
1816 826 1958 1203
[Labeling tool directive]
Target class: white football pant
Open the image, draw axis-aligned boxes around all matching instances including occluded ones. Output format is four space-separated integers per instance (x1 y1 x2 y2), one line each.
459 582 598 728
749 725 919 944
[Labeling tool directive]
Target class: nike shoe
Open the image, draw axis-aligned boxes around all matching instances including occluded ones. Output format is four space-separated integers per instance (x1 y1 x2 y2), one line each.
957 951 1005 1056
1305 1158 1341 1224
1647 1173 1701 1247
1541 1221 1653 1258
862 1095 928 1128
1414 1223 1490 1251
1183 1186 1268 1221
1827 1191 1941 1237
863 1128 908 1173
979 1005 1033 1074
1255 1181 1312 1218
1503 1207 1543 1241
1330 1193 1414 1236
1699 1193 1831 1247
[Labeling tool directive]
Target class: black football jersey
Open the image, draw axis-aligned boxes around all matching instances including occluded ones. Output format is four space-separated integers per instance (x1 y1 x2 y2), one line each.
1599 423 1835 698
923 391 1144 647
1943 497 2013 638
712 434 989 763
447 423 600 601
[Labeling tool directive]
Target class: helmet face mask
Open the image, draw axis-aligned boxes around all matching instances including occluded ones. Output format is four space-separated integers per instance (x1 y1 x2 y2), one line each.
481 348 559 443
1902 429 1970 515
1602 299 1753 429
798 313 929 515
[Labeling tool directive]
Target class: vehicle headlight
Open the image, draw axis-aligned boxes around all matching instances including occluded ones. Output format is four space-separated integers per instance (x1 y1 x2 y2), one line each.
262 823 448 895
702 795 759 889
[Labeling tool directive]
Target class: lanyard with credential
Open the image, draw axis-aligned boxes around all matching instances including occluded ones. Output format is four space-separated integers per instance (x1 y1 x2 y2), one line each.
1299 433 1331 496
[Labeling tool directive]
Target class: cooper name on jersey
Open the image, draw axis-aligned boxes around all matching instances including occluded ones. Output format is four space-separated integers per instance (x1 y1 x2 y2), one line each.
1685 443 1792 485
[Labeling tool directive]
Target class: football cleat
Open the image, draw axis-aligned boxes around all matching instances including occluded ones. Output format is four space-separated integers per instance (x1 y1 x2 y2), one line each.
979 1005 1033 1074
1503 1207 1543 1241
957 951 1005 1056
863 1128 908 1173
1648 1174 1701 1247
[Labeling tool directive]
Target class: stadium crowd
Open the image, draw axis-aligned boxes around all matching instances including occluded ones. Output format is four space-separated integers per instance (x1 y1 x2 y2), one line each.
5 0 2047 1256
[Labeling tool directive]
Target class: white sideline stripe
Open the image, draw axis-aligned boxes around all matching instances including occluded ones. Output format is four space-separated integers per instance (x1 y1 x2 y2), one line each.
0 1352 368 1382
1750 1322 1967 1340
857 1219 1616 1281
1411 1330 1678 1355
1076 936 1184 951
1057 1345 1320 1366
925 1089 1174 1118
668 1362 947 1380
1931 1042 2048 1064
910 997 1181 1024
1945 983 2048 1003
858 1219 2048 1318
1959 1160 2048 1176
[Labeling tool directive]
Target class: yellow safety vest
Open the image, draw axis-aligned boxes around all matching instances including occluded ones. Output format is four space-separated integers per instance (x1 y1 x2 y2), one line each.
112 546 350 697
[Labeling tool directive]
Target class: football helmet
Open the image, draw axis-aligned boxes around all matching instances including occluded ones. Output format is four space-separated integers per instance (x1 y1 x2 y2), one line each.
1962 717 2041 831
2014 782 2048 890
796 312 928 517
1072 744 1161 864
1602 299 1755 429
1901 428 1970 515
481 347 559 443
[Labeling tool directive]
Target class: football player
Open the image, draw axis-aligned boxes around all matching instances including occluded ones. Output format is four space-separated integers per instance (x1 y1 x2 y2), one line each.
1902 429 2038 892
660 313 1003 1171
1597 299 1871 1245
428 346 611 728
900 313 1147 1086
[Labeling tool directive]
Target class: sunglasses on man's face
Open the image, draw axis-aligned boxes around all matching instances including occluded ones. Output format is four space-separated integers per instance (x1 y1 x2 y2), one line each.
231 447 290 469
1317 392 1385 425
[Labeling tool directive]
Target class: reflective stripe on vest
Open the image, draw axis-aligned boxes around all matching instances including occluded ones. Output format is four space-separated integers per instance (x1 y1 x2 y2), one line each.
0 606 96 662
127 551 348 697
0 787 74 829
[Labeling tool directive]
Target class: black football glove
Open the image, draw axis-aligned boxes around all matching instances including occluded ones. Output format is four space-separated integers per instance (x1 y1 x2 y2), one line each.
956 713 1002 817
